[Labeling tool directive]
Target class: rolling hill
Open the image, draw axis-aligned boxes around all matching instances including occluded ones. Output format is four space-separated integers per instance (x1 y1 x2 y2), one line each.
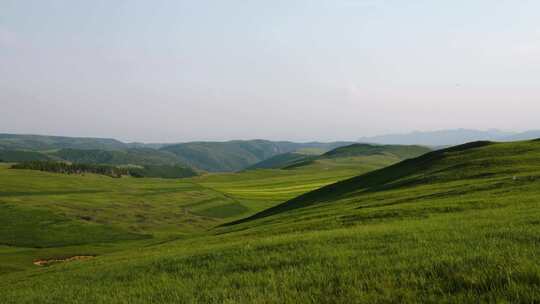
0 145 390 278
0 147 198 179
0 134 355 172
3 140 540 302
160 140 355 172
51 148 182 166
247 143 431 170
0 150 53 162
245 152 316 170
228 141 496 224
0 133 128 151
321 143 431 159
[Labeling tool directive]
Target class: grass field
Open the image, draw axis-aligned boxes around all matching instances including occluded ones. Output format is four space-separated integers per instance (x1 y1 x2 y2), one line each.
0 152 397 276
2 140 540 302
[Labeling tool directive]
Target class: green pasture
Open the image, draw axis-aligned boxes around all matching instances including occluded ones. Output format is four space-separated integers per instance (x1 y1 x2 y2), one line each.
2 141 540 302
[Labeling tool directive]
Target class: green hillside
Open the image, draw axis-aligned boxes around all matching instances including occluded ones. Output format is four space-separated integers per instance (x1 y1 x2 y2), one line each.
10 161 197 179
160 140 355 172
2 140 540 302
0 134 356 172
0 148 387 276
0 150 53 162
245 152 314 170
228 141 493 224
2 148 199 179
249 143 430 170
52 148 182 166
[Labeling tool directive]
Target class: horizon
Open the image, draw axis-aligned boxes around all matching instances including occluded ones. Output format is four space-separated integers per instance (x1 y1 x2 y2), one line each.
1 127 537 144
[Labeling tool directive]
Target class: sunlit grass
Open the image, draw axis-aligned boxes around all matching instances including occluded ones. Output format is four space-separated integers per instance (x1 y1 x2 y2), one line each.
2 141 540 302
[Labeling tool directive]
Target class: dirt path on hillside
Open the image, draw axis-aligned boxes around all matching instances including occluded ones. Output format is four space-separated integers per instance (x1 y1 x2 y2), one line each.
33 255 94 266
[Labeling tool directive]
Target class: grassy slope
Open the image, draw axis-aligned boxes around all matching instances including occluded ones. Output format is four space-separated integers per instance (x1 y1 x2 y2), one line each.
194 154 400 211
1 141 540 302
248 143 431 171
245 152 312 170
0 164 233 273
4 141 540 303
0 151 390 276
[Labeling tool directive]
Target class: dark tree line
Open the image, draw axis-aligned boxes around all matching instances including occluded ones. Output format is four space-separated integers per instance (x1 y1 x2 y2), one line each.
11 161 197 179
12 161 130 178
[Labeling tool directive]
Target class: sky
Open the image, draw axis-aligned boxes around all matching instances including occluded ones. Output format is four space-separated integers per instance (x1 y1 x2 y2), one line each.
1 0 539 143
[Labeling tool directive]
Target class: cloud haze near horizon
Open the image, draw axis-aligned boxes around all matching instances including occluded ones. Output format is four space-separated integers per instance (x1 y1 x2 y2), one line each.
1 0 539 142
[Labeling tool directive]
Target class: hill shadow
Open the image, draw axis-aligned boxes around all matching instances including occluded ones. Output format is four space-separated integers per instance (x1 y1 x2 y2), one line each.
222 141 493 227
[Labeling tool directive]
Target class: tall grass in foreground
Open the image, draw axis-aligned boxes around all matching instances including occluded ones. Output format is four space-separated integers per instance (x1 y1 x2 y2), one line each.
2 140 540 303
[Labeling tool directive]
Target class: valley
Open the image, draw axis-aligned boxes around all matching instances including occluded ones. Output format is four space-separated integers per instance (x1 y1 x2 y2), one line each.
1 138 540 302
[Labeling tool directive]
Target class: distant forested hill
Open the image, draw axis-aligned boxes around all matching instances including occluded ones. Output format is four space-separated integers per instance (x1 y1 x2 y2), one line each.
52 148 181 166
0 150 53 162
0 134 356 172
0 133 128 151
11 161 197 179
160 140 355 172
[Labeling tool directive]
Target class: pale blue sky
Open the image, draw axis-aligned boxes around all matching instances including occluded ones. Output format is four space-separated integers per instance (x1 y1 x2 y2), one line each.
1 1 539 142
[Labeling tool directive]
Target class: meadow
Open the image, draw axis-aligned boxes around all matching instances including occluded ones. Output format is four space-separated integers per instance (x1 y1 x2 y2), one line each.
1 140 540 303
0 152 397 275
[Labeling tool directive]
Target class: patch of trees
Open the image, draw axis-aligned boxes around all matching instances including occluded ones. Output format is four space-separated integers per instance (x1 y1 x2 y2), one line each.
12 161 129 178
11 161 197 179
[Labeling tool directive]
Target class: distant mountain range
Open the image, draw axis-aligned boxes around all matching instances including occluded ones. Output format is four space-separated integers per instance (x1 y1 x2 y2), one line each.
3 130 539 172
358 129 540 147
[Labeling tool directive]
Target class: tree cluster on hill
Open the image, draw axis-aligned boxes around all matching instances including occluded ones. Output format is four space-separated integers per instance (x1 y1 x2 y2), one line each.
11 161 130 178
11 161 197 179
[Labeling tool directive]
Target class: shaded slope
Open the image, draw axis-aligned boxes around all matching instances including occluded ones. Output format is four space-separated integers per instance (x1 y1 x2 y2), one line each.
226 141 495 225
245 152 315 170
321 143 431 159
247 143 430 171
